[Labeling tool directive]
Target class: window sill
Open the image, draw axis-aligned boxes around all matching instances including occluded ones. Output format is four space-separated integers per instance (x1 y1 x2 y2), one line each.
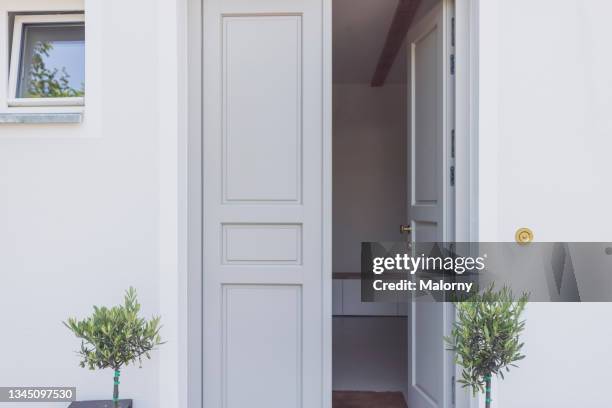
8 97 85 107
0 112 82 124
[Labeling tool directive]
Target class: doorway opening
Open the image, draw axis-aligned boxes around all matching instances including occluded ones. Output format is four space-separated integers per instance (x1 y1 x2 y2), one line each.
332 0 455 407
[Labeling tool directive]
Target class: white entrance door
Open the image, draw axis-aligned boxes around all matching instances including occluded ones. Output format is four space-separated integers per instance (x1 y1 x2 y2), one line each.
406 3 454 408
202 0 328 407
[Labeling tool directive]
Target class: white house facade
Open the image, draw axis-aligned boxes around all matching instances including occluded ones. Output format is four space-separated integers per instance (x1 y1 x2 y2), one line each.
1 0 611 407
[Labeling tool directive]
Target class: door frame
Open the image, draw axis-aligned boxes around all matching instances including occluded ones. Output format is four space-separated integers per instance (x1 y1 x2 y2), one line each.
186 0 203 406
454 0 479 245
182 0 480 407
454 1 481 407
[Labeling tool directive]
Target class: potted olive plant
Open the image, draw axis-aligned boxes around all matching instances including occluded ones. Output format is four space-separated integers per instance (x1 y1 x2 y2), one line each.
445 285 528 408
64 287 163 408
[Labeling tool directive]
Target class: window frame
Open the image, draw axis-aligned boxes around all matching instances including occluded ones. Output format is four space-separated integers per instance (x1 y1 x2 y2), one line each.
8 13 85 107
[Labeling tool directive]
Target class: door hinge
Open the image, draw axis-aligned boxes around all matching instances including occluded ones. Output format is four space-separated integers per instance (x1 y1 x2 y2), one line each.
451 17 456 47
451 129 455 158
450 166 455 186
452 375 456 405
450 54 455 75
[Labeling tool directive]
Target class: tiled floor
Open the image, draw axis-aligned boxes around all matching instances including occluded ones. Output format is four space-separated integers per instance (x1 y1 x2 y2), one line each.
333 391 408 408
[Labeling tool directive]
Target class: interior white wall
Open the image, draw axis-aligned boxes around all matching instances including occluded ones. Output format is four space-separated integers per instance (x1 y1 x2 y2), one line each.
0 0 177 406
332 84 407 273
332 82 408 393
477 0 612 406
332 0 407 84
333 317 407 393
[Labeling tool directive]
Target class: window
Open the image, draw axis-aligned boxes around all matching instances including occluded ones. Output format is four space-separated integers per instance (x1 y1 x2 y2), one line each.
8 14 85 107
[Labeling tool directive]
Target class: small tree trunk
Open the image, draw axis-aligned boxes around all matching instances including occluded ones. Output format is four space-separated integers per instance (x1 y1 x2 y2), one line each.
113 369 121 407
485 374 492 408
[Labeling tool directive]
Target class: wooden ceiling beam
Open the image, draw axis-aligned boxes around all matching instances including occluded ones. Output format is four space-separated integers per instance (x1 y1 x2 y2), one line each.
371 0 422 87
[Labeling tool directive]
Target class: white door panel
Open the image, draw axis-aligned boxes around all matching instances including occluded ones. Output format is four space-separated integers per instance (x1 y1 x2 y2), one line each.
222 15 302 203
412 302 444 406
407 4 453 408
409 5 445 240
203 0 327 407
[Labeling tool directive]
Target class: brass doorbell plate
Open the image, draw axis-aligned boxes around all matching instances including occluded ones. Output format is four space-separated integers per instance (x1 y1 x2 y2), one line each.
515 228 534 244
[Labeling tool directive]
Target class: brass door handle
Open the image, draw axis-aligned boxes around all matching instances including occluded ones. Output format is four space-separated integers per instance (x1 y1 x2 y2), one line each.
400 225 412 234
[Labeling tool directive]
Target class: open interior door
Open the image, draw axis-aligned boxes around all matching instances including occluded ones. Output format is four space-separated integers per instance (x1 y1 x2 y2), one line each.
406 2 455 408
202 0 328 407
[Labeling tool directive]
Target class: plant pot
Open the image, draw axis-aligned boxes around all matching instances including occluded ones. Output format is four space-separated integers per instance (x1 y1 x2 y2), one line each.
68 400 133 408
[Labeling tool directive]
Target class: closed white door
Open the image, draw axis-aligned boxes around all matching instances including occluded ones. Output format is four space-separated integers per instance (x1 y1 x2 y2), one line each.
406 3 454 408
202 0 328 407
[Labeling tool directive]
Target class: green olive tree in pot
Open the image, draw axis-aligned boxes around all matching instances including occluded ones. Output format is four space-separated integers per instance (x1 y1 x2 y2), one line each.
445 285 528 408
64 287 163 408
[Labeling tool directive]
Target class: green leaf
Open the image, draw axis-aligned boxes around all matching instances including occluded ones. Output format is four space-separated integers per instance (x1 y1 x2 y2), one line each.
449 284 529 396
64 287 163 374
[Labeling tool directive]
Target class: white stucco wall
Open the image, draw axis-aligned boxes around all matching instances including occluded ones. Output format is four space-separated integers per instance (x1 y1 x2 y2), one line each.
478 0 612 406
0 0 186 407
2 1 612 408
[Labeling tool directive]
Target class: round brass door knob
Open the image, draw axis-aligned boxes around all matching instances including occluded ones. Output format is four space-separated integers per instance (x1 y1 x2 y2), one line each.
515 228 534 244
